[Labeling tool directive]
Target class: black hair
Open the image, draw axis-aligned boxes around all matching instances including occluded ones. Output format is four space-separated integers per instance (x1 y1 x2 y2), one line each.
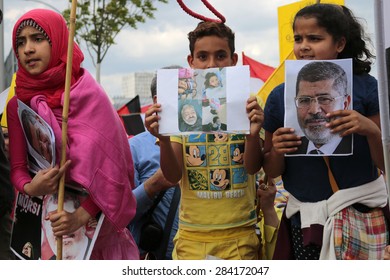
293 3 374 74
296 61 348 98
188 21 235 57
204 72 218 88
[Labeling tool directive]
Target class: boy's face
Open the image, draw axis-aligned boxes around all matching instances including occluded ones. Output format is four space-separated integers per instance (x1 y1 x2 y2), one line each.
187 35 238 69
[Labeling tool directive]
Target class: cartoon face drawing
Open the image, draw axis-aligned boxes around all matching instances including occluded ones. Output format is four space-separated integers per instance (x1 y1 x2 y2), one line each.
214 133 228 142
232 146 244 164
186 145 206 166
211 169 229 190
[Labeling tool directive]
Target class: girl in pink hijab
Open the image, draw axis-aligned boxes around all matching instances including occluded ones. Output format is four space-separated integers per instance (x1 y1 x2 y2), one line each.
7 9 139 260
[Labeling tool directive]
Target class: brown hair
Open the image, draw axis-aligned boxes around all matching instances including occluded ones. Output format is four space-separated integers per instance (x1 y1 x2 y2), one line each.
188 21 235 57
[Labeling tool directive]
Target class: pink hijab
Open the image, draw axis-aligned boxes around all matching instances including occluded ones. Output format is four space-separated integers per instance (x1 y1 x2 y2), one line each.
12 9 84 108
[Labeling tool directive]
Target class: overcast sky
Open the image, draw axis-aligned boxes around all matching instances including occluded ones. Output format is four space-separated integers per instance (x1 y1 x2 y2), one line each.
2 0 375 98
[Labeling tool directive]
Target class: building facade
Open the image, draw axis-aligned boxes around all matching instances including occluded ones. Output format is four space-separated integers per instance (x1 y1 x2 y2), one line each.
121 72 154 107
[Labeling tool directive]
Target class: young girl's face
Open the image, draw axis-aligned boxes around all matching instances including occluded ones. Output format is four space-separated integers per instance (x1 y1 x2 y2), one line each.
293 17 345 60
16 26 51 75
209 75 220 87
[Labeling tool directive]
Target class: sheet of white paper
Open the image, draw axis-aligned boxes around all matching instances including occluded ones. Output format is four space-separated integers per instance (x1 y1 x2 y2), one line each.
158 69 180 135
158 66 250 135
226 65 250 133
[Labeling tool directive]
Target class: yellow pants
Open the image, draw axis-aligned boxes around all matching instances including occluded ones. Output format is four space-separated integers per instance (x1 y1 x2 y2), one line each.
172 227 259 260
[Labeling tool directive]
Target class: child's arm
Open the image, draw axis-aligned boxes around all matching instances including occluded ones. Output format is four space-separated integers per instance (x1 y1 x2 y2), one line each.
257 181 279 228
326 110 384 171
263 128 301 178
45 205 92 237
132 168 179 222
143 168 178 198
244 96 263 174
145 103 183 184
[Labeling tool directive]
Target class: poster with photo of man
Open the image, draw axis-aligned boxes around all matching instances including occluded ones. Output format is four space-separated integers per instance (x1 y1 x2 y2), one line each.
17 100 55 171
284 59 353 156
11 189 104 260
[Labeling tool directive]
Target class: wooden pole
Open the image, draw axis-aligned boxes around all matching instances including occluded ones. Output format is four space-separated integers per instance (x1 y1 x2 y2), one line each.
373 0 390 206
56 0 78 260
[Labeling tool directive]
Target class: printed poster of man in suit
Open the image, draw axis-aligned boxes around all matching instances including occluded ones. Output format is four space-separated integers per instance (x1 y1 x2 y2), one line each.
284 59 353 156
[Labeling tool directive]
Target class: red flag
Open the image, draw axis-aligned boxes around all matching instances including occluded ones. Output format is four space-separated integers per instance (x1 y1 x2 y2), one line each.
117 95 141 116
242 52 275 82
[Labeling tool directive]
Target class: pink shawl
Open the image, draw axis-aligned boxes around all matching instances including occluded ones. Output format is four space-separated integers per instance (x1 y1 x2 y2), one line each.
30 69 136 231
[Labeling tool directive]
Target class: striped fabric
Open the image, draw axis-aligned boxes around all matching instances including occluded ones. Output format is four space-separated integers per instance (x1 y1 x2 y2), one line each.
334 206 389 260
16 19 52 47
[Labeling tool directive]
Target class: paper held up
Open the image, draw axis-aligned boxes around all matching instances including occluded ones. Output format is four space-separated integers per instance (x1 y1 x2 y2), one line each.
157 65 250 135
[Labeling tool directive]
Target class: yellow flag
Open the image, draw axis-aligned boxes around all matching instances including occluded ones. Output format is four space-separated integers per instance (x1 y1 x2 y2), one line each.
257 51 295 106
1 73 16 127
258 0 345 106
278 0 345 62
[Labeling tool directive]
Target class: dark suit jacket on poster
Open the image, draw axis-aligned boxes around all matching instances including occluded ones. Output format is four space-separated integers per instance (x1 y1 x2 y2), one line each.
289 134 353 156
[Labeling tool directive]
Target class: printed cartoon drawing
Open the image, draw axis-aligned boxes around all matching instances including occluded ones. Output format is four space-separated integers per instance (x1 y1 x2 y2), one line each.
213 133 228 143
188 170 208 191
186 145 206 166
231 144 244 164
210 169 230 190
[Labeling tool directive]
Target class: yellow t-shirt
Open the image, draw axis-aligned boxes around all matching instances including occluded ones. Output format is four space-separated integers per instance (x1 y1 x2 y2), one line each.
171 133 257 235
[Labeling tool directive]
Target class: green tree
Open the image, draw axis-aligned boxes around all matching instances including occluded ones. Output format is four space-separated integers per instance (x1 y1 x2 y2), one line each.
63 0 168 83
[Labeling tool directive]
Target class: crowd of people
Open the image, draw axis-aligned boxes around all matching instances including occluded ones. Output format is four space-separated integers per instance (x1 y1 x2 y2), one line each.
0 2 389 260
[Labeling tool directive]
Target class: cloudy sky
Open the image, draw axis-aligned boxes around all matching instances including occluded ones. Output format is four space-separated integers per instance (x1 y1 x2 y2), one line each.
2 0 374 98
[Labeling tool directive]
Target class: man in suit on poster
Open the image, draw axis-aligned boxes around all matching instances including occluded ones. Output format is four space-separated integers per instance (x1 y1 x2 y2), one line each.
290 61 352 156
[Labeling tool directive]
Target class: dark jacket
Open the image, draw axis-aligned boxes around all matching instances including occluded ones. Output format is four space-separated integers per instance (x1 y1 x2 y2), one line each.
289 135 352 155
0 129 14 217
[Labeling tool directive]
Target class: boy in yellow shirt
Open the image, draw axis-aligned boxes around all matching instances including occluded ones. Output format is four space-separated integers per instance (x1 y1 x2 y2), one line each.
145 21 264 260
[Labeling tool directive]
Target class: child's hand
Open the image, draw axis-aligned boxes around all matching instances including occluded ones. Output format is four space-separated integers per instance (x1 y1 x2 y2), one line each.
144 103 168 140
46 206 91 237
271 128 301 155
246 96 264 136
326 109 380 137
257 180 277 212
24 160 71 197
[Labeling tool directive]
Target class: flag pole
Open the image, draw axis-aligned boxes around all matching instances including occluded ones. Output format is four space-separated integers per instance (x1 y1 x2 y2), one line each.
373 0 390 205
56 0 78 260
